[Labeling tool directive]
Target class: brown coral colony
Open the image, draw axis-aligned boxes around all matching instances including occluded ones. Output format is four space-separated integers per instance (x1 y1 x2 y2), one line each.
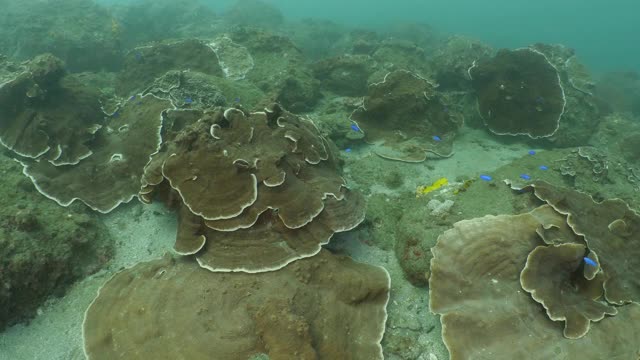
140 104 365 272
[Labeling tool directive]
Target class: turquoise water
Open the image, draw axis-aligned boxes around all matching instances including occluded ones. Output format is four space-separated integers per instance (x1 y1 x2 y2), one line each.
207 0 640 73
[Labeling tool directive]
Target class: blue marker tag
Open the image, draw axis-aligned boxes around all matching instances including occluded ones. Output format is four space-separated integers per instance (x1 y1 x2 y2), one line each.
539 165 548 171
479 174 492 181
583 257 597 267
345 148 352 153
528 150 536 155
433 135 441 142
350 124 360 132
519 174 531 180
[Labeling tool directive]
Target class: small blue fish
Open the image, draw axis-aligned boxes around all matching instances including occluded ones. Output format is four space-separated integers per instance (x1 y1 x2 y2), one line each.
535 96 545 104
539 165 549 171
234 97 240 102
112 111 119 118
135 52 142 61
345 148 352 153
129 95 136 101
479 174 492 181
528 150 536 155
433 135 442 142
185 97 193 104
583 257 597 267
350 124 361 132
520 174 531 180
443 106 449 113
136 101 142 106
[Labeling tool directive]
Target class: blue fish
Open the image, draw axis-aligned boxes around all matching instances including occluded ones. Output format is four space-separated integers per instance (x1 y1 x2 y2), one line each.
185 97 193 104
479 174 492 181
112 111 119 118
350 124 361 132
129 95 136 101
583 257 597 267
539 165 549 171
345 148 352 153
528 150 536 155
535 96 545 104
520 174 531 180
135 52 142 61
443 106 449 113
234 97 240 102
433 135 442 142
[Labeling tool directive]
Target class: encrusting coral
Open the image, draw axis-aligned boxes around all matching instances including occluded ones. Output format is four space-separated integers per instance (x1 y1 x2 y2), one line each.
469 47 566 138
140 103 366 272
83 250 390 360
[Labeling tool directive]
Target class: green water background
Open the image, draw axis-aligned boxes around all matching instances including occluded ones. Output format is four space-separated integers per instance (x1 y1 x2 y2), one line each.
207 0 639 74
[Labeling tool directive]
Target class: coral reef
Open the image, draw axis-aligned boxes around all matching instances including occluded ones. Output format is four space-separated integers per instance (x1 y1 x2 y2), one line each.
0 0 121 71
430 205 640 359
227 27 321 112
350 70 463 162
0 153 113 330
19 93 171 213
531 44 602 146
140 104 366 272
469 47 566 138
0 54 102 163
116 39 224 96
83 250 389 360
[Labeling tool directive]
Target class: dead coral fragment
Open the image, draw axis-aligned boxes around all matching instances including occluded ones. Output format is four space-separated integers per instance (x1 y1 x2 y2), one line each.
83 251 390 360
349 70 462 162
141 104 366 272
470 48 566 138
520 243 617 339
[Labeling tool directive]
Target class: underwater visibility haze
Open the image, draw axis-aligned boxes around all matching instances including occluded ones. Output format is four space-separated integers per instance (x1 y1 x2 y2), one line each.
0 0 639 359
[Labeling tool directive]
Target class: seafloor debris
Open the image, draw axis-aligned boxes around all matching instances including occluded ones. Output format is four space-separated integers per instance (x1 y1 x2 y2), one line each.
469 47 566 138
83 250 390 360
139 103 366 272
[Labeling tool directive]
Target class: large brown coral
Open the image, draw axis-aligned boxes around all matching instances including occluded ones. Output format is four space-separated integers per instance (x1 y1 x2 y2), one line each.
523 180 640 305
83 250 390 360
141 104 366 272
429 206 640 360
18 94 172 213
469 48 566 138
349 70 463 162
